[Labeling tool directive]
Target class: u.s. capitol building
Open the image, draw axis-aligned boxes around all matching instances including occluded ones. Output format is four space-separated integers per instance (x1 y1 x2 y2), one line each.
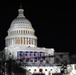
2 6 75 75
5 7 54 63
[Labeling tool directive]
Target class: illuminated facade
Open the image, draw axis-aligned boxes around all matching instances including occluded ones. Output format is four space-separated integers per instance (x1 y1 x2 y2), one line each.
3 7 76 75
4 7 55 74
5 7 54 61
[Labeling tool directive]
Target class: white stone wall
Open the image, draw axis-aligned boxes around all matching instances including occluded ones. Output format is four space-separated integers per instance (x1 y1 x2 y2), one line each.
5 46 54 64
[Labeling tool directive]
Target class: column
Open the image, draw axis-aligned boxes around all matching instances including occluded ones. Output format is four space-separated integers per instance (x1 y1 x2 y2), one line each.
11 38 13 45
33 39 35 45
26 38 28 44
27 38 29 45
24 37 25 44
25 38 26 44
15 38 17 44
20 30 21 35
31 38 33 45
19 30 20 35
12 38 14 45
14 38 16 45
22 37 24 44
19 38 20 44
17 38 19 44
9 39 10 45
29 38 31 44
10 39 11 45
20 38 22 44
30 38 32 44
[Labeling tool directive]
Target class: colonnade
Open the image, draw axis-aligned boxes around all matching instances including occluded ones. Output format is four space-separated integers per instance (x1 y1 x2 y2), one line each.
8 30 34 36
6 37 37 47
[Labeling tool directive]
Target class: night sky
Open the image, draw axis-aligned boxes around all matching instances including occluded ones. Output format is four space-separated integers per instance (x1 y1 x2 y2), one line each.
0 0 76 55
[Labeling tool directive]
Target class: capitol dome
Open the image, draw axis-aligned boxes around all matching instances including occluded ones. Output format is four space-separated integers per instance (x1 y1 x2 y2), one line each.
10 8 32 28
5 8 37 48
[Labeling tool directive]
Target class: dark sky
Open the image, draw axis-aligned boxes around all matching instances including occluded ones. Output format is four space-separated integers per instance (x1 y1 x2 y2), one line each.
0 0 76 55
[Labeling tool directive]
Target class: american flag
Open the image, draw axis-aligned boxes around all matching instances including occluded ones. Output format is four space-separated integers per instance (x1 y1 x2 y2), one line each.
30 52 34 60
34 52 38 57
17 51 24 60
34 52 38 60
38 52 44 60
24 51 30 59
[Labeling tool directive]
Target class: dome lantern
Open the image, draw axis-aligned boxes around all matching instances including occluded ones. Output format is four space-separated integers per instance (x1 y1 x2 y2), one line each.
17 8 25 18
